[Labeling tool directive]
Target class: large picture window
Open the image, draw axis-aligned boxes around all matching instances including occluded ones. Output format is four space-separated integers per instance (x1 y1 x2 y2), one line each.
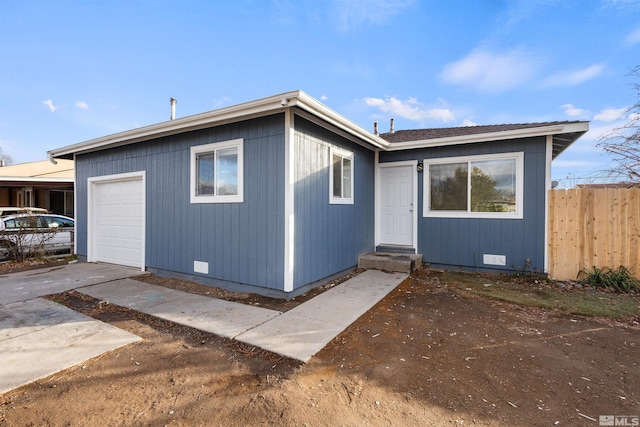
190 139 243 204
330 147 354 204
424 152 523 219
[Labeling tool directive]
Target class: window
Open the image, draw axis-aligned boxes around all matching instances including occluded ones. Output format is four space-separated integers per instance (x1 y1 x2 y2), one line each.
190 139 243 204
424 152 523 219
330 147 354 204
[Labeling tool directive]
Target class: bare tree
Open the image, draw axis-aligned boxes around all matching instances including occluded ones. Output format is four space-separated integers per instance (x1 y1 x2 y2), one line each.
597 66 640 183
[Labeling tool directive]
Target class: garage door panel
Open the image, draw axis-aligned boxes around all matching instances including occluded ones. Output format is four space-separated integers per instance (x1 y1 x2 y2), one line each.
91 176 144 269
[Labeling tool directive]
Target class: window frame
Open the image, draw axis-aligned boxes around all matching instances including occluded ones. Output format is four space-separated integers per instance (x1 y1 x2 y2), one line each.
190 138 244 204
329 147 354 205
423 152 524 219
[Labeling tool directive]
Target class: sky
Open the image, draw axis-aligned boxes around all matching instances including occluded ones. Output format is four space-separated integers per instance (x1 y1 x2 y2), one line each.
1 0 639 187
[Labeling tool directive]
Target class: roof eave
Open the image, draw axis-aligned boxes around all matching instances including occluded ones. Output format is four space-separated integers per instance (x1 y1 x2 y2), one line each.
0 177 74 183
48 90 389 159
291 92 389 150
384 122 589 156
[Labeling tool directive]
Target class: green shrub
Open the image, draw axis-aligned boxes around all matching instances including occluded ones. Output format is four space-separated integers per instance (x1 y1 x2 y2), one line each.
577 266 640 293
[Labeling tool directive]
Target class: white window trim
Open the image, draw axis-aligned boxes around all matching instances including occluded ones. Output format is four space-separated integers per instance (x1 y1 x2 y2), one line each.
329 146 354 205
190 138 244 204
423 152 524 219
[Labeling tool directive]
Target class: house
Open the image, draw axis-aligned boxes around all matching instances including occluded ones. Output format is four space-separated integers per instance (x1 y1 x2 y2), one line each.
0 159 74 217
48 91 588 297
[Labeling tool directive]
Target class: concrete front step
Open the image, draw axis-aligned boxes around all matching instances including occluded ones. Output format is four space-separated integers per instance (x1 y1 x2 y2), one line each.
358 252 423 274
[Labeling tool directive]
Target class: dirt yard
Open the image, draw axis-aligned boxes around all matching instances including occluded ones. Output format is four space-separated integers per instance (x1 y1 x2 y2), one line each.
1 268 638 426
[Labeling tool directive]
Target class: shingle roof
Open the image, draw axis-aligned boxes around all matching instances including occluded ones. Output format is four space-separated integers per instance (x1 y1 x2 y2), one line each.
378 121 585 143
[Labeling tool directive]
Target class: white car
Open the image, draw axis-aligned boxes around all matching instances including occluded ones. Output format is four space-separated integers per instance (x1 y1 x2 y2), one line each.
0 214 74 261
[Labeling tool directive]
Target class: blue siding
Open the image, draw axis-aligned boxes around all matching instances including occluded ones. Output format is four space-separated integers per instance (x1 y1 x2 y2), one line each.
76 114 286 291
293 117 375 289
380 137 547 273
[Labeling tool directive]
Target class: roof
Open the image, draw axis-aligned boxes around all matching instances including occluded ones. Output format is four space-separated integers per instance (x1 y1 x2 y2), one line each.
0 159 74 182
48 91 589 160
379 121 589 159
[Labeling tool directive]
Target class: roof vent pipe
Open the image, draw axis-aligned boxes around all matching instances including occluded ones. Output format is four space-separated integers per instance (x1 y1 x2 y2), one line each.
390 118 395 134
170 98 177 120
374 121 378 135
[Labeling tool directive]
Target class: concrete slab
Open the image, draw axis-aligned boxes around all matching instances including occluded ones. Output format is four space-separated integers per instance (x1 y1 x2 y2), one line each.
358 252 422 274
80 279 282 338
0 298 140 394
75 278 181 311
0 262 147 305
236 270 408 362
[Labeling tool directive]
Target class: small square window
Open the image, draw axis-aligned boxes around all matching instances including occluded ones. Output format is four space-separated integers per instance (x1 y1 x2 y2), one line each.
190 139 243 204
330 148 354 204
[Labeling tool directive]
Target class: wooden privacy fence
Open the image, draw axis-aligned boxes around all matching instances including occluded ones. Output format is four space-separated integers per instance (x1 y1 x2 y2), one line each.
548 187 640 280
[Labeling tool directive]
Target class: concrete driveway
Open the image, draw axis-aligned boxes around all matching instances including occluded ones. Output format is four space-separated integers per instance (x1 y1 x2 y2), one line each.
0 262 146 394
0 262 147 304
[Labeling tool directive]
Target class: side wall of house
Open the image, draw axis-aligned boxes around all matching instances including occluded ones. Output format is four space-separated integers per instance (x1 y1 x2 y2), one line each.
293 116 375 289
75 114 286 291
379 137 547 273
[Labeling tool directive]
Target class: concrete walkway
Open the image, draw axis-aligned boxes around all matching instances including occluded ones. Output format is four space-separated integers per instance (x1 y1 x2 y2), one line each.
0 263 147 394
79 269 408 362
0 263 407 394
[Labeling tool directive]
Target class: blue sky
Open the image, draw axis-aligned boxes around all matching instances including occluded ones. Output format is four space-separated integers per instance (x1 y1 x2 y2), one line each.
1 0 639 187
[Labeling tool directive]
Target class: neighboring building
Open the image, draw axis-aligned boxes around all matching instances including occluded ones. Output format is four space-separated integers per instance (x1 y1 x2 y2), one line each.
48 91 588 297
0 159 74 217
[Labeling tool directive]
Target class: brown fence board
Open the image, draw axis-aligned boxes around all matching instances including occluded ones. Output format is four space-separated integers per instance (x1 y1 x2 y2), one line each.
548 187 640 280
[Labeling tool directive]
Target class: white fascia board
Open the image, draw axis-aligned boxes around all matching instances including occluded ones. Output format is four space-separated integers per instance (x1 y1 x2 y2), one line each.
0 176 74 183
48 90 389 159
48 90 303 158
291 92 390 150
385 122 589 151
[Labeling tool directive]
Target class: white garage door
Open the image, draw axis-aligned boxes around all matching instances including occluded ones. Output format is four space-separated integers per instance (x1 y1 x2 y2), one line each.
89 172 145 269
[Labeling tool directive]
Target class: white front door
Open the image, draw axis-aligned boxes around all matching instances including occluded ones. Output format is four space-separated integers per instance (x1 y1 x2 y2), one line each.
378 163 415 247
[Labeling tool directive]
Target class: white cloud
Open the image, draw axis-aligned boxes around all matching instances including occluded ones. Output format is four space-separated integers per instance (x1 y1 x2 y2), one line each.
461 119 478 127
321 95 328 100
440 48 541 92
594 107 627 122
625 27 640 45
76 101 89 109
561 103 588 117
331 0 414 31
42 99 58 112
363 96 455 124
543 64 605 87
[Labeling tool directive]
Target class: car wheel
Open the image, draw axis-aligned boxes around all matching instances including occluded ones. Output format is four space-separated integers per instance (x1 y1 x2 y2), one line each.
0 241 14 261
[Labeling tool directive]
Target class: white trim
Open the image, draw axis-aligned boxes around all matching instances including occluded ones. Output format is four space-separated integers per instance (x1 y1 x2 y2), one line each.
374 150 380 247
329 146 354 205
48 90 390 159
189 138 244 204
423 152 524 219
87 171 146 271
283 109 295 292
376 160 418 251
544 136 553 273
73 153 77 256
0 177 73 183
